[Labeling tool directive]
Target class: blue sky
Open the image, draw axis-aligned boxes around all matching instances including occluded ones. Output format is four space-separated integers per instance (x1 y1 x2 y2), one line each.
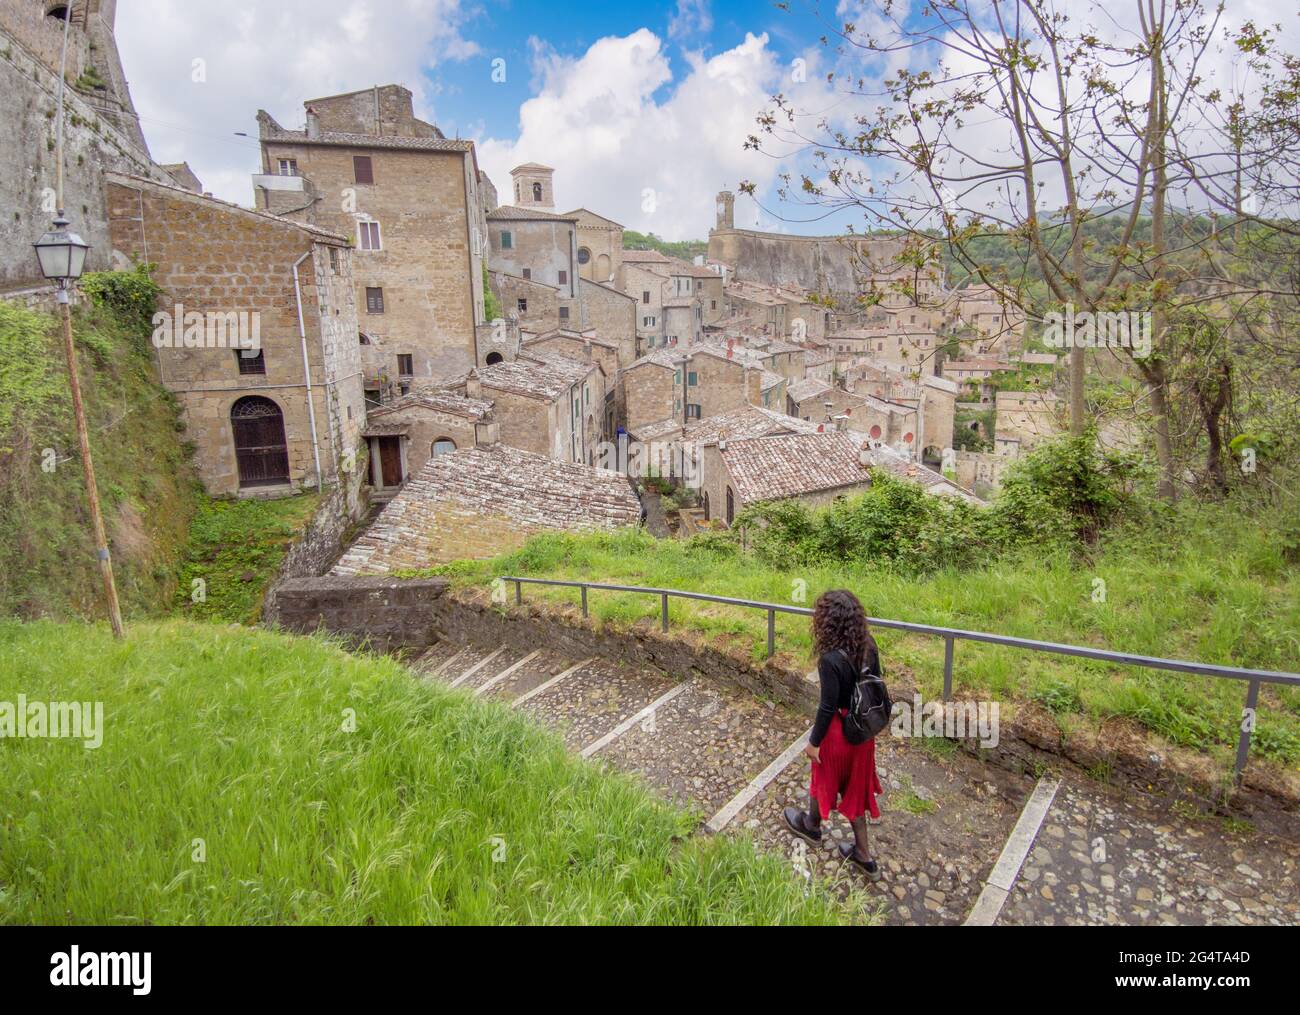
117 0 861 241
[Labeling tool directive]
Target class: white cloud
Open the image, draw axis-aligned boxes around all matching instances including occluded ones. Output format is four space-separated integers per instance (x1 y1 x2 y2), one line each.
116 0 478 204
668 0 713 41
477 29 825 241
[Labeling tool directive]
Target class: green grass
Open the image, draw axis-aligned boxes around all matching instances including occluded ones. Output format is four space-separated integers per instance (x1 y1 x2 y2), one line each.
0 620 856 925
418 502 1300 769
174 494 320 624
0 300 198 620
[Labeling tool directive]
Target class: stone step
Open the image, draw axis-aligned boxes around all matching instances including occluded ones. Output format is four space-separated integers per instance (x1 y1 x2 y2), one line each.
517 658 678 752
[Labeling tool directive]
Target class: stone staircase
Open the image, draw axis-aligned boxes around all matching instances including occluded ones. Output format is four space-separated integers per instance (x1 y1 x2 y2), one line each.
410 637 1300 926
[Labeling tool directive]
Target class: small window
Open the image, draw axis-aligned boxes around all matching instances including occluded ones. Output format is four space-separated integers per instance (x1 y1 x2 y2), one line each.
559 306 570 321
353 156 374 185
642 291 650 304
397 354 414 377
522 268 531 280
500 231 513 250
688 372 698 386
278 158 297 177
432 439 457 457
558 270 568 285
358 221 382 251
365 287 385 314
518 298 528 313
236 349 266 375
329 247 339 272
686 404 701 420
532 182 543 202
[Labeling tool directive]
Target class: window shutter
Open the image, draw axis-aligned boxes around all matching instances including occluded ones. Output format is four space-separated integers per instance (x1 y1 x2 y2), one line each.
354 156 374 185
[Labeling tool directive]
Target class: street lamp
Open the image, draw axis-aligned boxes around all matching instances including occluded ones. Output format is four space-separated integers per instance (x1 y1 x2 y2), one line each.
33 214 90 286
33 211 125 639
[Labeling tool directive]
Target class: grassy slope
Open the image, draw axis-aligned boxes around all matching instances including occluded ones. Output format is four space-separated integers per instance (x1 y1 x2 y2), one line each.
0 621 856 925
427 504 1300 768
174 493 320 624
0 301 198 620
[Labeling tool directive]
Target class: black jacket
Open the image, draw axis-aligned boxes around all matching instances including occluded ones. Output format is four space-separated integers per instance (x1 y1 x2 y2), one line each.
810 650 860 748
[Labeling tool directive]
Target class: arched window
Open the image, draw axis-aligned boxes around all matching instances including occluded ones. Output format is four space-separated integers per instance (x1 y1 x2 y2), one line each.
532 182 543 202
46 5 70 20
485 351 504 365
231 396 289 488
725 487 735 525
432 438 457 457
702 492 710 521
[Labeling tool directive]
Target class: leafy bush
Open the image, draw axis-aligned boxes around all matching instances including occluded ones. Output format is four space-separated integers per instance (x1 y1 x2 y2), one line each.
80 263 161 338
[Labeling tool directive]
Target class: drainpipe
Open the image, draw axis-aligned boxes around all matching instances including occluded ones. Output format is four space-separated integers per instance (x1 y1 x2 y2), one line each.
292 250 324 491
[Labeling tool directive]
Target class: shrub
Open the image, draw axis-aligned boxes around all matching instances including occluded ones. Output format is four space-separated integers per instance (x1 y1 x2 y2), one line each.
80 263 161 338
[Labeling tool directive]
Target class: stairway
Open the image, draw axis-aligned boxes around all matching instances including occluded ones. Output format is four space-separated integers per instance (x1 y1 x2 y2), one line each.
410 638 1300 926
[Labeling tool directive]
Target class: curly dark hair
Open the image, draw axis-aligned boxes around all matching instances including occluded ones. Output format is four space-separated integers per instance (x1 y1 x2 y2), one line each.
812 589 879 673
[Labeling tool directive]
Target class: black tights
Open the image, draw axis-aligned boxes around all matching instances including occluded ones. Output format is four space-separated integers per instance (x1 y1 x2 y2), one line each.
806 793 871 861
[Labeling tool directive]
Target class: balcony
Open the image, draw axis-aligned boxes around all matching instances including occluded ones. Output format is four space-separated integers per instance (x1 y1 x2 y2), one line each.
251 173 306 193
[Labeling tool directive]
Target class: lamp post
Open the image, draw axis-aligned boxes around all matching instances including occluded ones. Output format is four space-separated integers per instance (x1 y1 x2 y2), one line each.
34 214 125 639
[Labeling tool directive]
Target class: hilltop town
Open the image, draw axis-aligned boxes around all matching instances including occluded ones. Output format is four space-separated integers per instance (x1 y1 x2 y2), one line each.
0 3 1060 561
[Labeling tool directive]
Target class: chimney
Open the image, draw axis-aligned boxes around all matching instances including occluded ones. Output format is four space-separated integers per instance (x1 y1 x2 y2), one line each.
466 372 483 399
305 106 320 140
859 442 873 466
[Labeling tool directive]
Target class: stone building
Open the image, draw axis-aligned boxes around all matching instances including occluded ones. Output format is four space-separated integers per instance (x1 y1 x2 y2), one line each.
995 390 1062 450
621 349 686 434
331 444 643 572
490 269 561 336
459 353 606 466
786 378 867 423
575 278 638 368
487 203 579 300
254 85 492 392
359 388 497 495
569 207 624 287
1 0 168 288
104 172 365 504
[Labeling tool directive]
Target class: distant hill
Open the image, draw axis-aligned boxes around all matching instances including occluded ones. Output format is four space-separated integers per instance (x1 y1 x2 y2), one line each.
623 230 708 262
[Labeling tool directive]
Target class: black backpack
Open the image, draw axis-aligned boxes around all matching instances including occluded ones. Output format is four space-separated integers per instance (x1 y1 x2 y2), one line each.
836 649 892 745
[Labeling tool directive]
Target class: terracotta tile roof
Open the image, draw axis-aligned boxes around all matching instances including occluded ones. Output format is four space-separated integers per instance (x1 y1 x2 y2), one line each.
487 205 579 222
474 355 594 400
369 388 494 421
627 349 686 372
786 378 832 403
687 406 820 444
331 445 643 573
720 432 873 504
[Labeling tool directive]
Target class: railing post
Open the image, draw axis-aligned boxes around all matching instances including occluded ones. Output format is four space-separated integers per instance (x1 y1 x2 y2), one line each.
767 609 776 659
943 636 955 701
1234 679 1261 784
581 584 588 618
514 579 522 606
661 592 669 633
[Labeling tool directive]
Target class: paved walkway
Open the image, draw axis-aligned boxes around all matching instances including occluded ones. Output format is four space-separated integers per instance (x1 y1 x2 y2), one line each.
412 639 1299 926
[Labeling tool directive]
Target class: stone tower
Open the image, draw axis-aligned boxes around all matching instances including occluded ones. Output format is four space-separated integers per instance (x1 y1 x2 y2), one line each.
510 163 555 210
716 190 735 230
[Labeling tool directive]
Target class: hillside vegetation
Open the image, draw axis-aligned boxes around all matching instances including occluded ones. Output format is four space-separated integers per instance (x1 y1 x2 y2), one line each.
0 620 856 925
0 295 198 620
429 439 1300 771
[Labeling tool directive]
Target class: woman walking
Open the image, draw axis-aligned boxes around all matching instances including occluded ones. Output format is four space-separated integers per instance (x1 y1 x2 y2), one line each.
783 589 884 881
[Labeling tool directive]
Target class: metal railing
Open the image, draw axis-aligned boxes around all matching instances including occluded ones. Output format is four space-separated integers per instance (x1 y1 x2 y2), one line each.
498 576 1300 781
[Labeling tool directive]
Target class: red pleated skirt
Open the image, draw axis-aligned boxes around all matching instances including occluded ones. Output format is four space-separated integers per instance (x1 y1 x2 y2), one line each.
809 711 882 821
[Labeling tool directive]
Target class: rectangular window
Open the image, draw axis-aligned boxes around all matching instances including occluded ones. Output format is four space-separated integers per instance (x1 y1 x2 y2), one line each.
559 306 570 321
686 404 701 420
501 231 513 250
328 247 339 272
522 268 531 280
688 372 698 386
235 349 266 375
397 354 414 377
353 156 374 185
643 291 650 304
518 298 528 313
559 270 568 285
358 221 382 251
278 158 297 176
365 287 385 314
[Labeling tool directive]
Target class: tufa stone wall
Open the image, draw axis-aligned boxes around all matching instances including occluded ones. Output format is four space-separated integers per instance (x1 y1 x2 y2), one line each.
273 575 449 652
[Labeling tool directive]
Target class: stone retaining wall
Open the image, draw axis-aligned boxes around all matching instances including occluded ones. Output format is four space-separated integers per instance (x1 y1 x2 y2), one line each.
273 575 448 653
